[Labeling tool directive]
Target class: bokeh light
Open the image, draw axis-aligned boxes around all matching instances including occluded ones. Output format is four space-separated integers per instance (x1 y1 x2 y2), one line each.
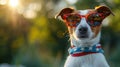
0 0 7 5
23 9 37 19
8 0 19 8
66 0 78 4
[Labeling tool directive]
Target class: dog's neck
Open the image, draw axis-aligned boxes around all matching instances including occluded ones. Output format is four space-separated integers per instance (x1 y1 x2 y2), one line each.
70 32 101 47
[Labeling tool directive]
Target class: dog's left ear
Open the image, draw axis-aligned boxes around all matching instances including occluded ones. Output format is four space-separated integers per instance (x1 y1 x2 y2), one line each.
55 8 75 19
95 5 114 17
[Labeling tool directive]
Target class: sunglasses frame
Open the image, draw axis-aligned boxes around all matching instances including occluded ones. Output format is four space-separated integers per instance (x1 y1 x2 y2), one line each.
63 12 105 27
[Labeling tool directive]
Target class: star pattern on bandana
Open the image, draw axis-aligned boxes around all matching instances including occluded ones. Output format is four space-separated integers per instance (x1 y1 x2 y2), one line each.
68 44 104 55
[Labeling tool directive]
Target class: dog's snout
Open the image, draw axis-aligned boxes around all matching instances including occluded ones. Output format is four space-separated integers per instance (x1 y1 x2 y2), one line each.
79 27 88 34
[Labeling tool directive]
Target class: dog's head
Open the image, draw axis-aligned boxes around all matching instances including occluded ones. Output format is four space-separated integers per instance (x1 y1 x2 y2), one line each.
56 6 113 44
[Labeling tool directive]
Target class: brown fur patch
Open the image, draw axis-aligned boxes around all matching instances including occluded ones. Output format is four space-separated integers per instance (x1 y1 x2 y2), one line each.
68 27 76 34
91 25 102 38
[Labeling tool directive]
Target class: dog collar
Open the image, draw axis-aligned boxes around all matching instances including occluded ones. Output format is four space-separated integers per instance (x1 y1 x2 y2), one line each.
68 44 104 57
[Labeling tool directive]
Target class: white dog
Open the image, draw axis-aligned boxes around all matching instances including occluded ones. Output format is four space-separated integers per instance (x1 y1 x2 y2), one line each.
56 5 114 67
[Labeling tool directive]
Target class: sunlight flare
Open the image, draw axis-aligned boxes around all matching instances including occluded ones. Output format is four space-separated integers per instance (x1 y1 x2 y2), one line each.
0 0 7 5
9 0 19 8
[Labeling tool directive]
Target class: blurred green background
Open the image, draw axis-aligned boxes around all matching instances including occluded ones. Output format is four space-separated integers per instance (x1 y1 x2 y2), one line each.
0 0 120 67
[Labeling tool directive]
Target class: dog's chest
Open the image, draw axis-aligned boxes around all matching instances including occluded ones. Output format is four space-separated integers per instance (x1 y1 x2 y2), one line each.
64 53 109 67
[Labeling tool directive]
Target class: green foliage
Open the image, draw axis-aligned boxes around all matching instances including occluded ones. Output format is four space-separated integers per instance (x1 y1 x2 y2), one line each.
109 9 120 32
75 0 99 9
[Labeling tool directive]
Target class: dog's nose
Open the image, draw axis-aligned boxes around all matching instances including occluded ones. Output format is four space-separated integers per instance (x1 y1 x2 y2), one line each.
79 27 88 34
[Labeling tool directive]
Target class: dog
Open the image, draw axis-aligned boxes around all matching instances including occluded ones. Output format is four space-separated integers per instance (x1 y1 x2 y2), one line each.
55 5 114 67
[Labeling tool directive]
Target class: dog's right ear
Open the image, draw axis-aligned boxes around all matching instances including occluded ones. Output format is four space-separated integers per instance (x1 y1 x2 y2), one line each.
95 5 114 17
55 8 75 19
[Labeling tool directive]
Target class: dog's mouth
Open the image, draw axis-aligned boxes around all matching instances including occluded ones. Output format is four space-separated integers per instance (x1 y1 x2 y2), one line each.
77 34 88 38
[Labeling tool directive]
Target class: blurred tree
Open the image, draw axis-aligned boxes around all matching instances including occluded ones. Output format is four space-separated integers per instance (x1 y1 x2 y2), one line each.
107 0 120 66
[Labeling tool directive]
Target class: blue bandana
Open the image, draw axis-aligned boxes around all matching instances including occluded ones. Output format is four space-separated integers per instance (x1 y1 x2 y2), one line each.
69 44 104 55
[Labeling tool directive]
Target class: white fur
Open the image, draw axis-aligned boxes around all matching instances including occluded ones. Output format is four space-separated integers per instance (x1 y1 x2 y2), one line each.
64 53 109 67
64 10 109 67
73 17 93 45
79 10 89 15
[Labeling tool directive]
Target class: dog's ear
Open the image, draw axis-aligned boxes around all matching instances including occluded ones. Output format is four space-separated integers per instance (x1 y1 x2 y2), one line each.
95 5 114 17
55 8 75 19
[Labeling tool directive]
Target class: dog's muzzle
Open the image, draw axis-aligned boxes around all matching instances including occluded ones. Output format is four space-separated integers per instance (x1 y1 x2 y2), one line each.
78 27 88 38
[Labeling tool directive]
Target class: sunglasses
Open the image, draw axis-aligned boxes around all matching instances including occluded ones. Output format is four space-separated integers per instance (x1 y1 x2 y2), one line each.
63 12 105 27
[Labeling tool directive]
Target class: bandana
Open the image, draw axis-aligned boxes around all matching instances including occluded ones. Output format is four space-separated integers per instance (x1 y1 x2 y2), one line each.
68 44 104 57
